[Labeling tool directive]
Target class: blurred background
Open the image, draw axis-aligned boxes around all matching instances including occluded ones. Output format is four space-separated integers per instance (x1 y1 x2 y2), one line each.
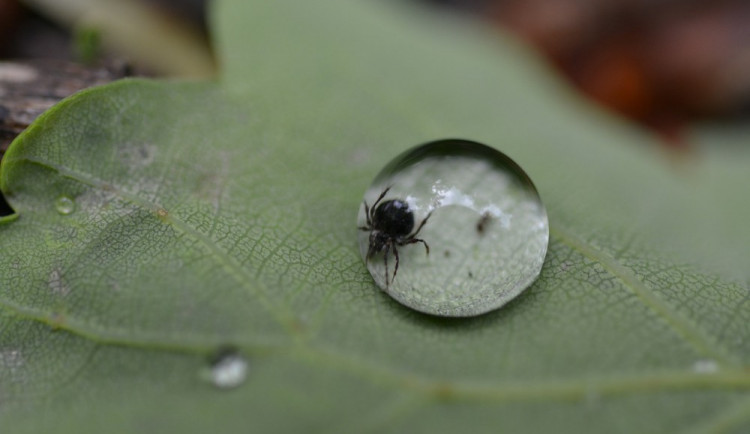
425 0 750 146
2 0 749 144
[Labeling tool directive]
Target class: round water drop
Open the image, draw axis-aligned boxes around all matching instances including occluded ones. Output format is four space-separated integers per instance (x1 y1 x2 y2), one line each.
357 139 549 317
55 196 75 215
206 349 248 389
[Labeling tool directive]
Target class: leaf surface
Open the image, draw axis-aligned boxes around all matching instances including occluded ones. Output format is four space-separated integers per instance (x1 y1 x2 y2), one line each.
1 1 748 432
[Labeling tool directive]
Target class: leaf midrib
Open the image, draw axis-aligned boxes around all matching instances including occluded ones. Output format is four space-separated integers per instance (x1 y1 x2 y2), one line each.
2 299 750 404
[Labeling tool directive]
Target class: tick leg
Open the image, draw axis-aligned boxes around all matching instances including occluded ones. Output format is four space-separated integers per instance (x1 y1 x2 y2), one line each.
383 242 391 286
412 210 433 238
370 186 391 212
403 238 430 256
391 244 401 284
366 236 378 264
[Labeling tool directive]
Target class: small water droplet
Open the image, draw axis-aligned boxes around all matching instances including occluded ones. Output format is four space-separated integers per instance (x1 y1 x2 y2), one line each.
55 196 76 215
205 349 248 389
0 349 24 374
357 139 549 317
692 359 719 374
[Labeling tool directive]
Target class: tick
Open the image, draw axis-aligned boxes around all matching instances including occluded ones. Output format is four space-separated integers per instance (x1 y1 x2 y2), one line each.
359 187 432 287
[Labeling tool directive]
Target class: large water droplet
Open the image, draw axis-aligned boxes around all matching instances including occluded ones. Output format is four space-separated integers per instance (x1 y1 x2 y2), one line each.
205 349 248 389
55 196 76 215
357 139 549 317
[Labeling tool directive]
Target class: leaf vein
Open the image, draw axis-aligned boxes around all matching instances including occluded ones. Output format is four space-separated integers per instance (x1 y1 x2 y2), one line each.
6 156 300 335
550 224 737 366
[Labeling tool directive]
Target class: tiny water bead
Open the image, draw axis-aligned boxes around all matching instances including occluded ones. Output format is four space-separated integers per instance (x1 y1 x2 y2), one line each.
205 349 248 389
54 196 76 215
357 139 549 317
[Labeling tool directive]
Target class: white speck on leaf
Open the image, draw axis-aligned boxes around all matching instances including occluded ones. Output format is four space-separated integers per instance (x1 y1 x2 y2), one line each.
48 269 70 297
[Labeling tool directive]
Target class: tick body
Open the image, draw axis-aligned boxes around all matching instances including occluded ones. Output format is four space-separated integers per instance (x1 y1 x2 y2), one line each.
359 187 431 287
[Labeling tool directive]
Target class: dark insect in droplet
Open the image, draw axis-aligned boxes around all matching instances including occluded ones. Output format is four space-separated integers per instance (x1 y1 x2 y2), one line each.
358 187 432 286
476 211 493 234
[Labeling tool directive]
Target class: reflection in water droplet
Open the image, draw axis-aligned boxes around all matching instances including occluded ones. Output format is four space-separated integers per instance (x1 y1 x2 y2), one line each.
207 349 248 389
692 359 719 374
55 196 75 215
357 139 549 317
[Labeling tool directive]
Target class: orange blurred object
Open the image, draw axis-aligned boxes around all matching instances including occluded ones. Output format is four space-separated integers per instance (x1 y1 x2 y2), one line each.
478 0 750 144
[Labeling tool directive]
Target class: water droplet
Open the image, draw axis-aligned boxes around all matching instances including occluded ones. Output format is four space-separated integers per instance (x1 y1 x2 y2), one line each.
358 139 549 317
205 349 248 389
692 359 719 374
55 196 75 215
0 349 24 374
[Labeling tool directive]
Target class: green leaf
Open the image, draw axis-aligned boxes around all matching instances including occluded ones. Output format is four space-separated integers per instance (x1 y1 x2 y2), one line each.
1 0 749 432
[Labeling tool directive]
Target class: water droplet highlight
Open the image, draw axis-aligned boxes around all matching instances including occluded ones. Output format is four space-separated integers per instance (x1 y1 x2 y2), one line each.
55 196 75 215
692 359 719 374
357 139 549 317
206 349 248 389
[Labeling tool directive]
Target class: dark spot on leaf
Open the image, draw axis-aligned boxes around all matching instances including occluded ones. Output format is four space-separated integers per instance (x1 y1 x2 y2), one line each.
0 193 13 216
